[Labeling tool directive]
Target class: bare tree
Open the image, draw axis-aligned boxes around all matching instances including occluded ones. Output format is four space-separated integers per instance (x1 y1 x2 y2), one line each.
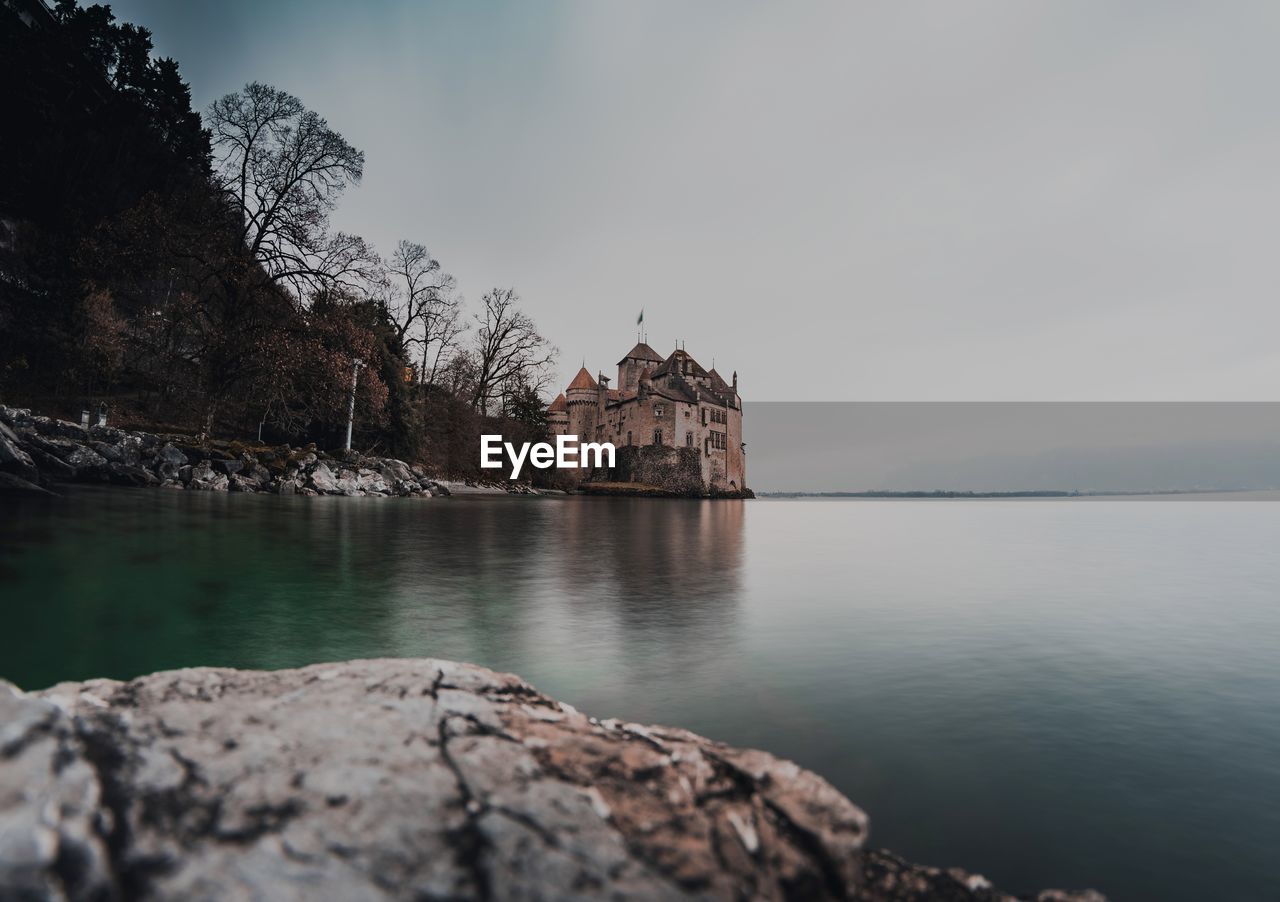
439 348 479 401
207 82 378 305
471 288 556 413
385 240 466 387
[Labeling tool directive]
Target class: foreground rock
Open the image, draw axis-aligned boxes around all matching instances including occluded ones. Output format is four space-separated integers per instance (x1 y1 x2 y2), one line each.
0 659 1100 901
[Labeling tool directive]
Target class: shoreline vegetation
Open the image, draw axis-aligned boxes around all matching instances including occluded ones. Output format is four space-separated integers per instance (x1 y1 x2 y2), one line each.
0 657 1105 901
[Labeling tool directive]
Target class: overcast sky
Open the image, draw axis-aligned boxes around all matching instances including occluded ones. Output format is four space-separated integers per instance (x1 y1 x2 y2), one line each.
113 0 1280 401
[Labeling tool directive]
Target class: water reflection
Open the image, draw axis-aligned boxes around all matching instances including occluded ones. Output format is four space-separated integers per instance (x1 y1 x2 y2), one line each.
0 489 746 698
8 489 1280 900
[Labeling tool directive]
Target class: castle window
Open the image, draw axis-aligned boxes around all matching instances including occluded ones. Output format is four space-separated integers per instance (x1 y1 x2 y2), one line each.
627 431 632 446
686 431 694 447
654 404 665 417
685 409 691 417
653 430 663 445
701 408 707 425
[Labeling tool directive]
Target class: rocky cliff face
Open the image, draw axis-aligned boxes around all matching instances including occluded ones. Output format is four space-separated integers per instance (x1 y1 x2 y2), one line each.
0 659 1100 901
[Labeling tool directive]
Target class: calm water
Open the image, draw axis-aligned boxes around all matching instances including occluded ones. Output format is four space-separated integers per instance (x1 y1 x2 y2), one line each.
3 488 1279 900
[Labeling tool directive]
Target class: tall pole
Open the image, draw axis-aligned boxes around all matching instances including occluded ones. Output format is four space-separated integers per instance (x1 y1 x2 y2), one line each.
345 358 364 451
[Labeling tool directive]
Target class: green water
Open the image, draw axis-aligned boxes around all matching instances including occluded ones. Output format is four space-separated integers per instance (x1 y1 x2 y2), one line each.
4 486 1280 900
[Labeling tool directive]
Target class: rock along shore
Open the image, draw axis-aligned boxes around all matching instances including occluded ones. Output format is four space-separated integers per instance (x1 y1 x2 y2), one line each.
0 406 536 499
0 658 1102 901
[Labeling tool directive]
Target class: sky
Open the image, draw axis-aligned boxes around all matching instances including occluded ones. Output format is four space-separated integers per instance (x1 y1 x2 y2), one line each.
111 0 1280 401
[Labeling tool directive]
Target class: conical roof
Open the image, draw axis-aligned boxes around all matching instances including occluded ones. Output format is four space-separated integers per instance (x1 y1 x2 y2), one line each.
548 393 567 412
566 367 597 391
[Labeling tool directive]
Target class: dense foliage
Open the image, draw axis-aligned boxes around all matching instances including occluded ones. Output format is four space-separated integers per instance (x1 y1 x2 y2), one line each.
0 2 556 478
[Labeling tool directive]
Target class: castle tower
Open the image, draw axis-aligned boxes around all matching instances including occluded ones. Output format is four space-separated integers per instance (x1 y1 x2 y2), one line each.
565 367 599 439
616 342 664 394
547 393 568 435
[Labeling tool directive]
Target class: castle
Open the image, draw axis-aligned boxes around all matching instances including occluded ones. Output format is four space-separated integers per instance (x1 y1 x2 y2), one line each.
547 341 746 495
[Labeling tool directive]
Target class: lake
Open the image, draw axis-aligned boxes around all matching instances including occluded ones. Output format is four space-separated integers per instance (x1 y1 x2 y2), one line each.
3 487 1278 900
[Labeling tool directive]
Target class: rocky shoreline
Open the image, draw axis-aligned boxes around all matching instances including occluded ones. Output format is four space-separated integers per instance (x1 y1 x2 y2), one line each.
0 406 528 499
0 658 1102 901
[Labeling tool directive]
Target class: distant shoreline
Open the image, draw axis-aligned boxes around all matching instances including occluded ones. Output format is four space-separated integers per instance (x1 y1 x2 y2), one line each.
757 488 1269 499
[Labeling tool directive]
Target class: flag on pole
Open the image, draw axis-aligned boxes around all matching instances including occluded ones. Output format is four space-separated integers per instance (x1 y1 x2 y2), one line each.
637 308 644 326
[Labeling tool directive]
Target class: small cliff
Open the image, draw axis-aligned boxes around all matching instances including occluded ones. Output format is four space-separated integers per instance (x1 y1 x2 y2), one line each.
0 659 1099 901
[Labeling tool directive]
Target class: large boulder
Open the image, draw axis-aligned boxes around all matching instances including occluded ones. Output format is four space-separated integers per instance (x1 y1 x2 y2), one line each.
64 444 109 480
356 469 389 495
227 473 259 493
187 462 229 492
212 459 244 476
157 443 189 468
390 478 420 497
0 422 37 482
335 469 362 496
87 424 127 445
28 415 88 440
105 463 159 488
0 405 32 427
0 660 1104 902
153 443 189 481
25 447 75 480
306 461 339 494
378 459 414 483
87 436 142 467
88 440 124 464
22 433 80 462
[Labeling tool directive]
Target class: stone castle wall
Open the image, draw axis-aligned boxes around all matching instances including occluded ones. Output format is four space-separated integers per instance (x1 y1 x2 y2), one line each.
591 445 705 496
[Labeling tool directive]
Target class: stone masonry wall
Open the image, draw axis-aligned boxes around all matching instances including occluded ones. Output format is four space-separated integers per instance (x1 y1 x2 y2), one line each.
593 445 706 496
